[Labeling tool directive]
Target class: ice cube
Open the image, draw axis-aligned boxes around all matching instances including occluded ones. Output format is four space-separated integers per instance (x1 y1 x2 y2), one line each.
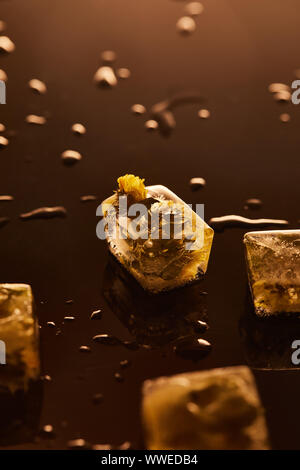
0 284 40 393
101 175 214 293
142 366 269 450
244 230 300 317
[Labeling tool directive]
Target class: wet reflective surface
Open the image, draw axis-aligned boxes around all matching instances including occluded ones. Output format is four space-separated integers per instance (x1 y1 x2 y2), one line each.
0 0 300 450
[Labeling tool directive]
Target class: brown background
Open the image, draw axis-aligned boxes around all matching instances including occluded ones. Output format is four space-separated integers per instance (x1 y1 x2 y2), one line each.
0 0 300 449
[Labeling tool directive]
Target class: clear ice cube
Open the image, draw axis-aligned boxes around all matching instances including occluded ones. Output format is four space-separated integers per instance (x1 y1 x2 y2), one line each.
0 284 40 393
244 230 300 316
142 366 269 450
101 177 214 293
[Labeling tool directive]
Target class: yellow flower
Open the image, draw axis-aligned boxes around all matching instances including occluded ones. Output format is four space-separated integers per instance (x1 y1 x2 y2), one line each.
117 174 147 201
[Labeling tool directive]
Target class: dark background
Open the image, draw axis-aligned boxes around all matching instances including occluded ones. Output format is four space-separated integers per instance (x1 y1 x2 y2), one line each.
0 0 299 450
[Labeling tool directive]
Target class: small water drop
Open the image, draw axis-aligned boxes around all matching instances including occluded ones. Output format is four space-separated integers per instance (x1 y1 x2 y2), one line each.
174 336 212 360
46 321 56 328
280 112 290 122
41 374 52 383
0 195 13 201
92 444 112 450
273 90 291 103
67 439 90 450
114 372 124 382
120 359 131 368
101 50 117 63
39 424 55 439
25 114 47 125
79 345 91 353
176 16 196 35
198 108 210 119
244 198 262 210
28 78 47 95
191 319 209 334
0 35 15 53
268 82 290 93
117 67 131 79
61 149 82 165
64 316 75 322
92 393 103 404
185 2 204 17
93 334 120 345
94 66 117 88
122 340 139 350
71 123 86 136
189 177 206 190
0 136 9 148
90 309 102 320
131 104 146 115
80 195 97 202
0 123 6 132
145 119 159 131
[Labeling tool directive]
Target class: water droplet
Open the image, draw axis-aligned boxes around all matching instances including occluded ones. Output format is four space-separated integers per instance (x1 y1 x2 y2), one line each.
92 444 112 450
0 69 7 82
176 16 196 35
46 321 56 328
28 79 47 95
244 198 262 210
131 104 146 115
92 334 120 345
25 114 46 125
39 424 55 439
122 340 139 350
92 393 103 404
120 359 131 368
185 2 204 16
90 309 102 320
0 194 13 201
20 206 67 220
0 123 6 132
191 319 209 333
0 35 15 53
198 108 210 119
118 441 132 450
0 21 6 33
67 439 90 450
145 119 159 131
0 135 9 148
101 50 117 63
61 149 82 165
41 374 52 383
174 336 212 360
94 66 117 88
189 177 206 190
280 112 290 122
80 195 97 202
71 123 86 136
273 90 291 103
268 82 290 93
117 67 131 79
209 214 288 231
79 345 91 353
64 316 75 322
114 372 124 382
